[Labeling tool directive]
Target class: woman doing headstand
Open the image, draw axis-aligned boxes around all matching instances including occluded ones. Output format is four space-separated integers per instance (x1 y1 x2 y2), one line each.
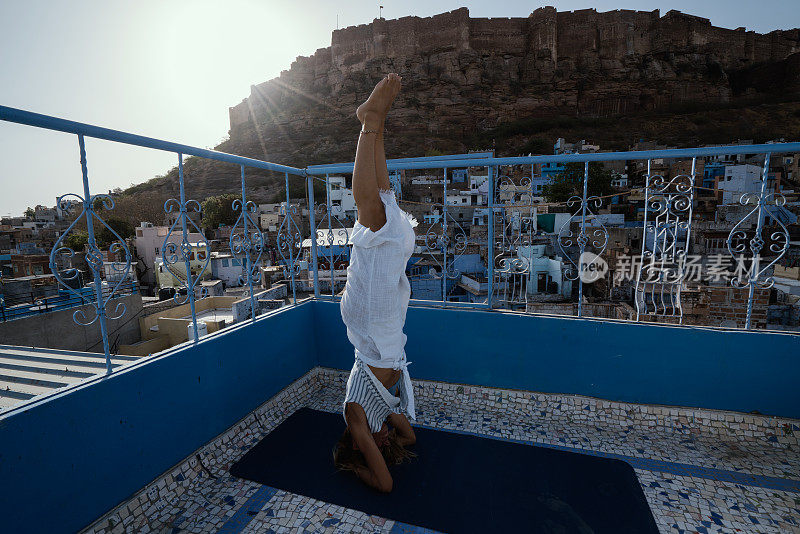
333 73 418 493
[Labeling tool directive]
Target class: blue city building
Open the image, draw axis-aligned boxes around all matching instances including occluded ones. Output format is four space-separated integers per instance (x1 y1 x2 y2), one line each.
540 161 565 181
532 175 554 194
451 168 467 182
703 161 726 190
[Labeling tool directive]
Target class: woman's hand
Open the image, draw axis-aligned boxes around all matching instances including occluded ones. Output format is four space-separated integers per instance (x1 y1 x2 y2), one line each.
345 403 393 493
387 412 416 447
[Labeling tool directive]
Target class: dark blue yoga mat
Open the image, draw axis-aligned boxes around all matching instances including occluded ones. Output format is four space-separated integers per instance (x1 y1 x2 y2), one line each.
230 408 658 533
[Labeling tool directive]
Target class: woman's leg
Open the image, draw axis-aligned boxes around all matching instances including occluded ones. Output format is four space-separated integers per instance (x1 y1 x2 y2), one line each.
374 120 392 192
353 73 401 231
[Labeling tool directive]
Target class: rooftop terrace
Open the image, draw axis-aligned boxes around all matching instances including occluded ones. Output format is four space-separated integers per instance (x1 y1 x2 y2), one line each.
2 301 797 533
0 106 799 533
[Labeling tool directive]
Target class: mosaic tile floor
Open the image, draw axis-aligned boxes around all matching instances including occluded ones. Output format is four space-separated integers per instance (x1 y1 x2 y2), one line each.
82 368 800 534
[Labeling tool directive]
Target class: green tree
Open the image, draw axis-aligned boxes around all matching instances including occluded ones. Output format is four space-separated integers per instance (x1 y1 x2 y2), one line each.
202 194 239 231
64 231 88 252
24 207 35 218
96 217 135 249
543 162 614 204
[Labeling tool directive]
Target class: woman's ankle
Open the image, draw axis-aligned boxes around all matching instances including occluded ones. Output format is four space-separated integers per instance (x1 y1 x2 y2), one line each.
360 110 384 131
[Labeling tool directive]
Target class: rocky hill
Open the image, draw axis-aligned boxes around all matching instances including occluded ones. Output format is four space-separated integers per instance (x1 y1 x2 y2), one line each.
124 6 800 208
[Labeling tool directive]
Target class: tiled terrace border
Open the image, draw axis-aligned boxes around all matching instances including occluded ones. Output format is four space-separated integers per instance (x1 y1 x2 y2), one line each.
81 368 800 534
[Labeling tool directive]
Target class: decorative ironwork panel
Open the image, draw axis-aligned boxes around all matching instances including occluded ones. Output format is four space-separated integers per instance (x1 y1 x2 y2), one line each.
726 153 790 329
276 172 302 304
161 154 211 341
48 135 132 372
635 160 696 323
413 168 468 302
556 162 609 317
312 175 351 297
492 175 537 309
231 166 266 318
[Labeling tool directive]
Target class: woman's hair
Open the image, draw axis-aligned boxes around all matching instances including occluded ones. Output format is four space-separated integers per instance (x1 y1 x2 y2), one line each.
333 426 415 473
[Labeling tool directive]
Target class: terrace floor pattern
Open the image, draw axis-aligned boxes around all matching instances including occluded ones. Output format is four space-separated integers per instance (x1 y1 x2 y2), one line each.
81 368 800 534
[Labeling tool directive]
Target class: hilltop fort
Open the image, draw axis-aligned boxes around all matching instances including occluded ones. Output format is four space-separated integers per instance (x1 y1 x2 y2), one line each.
126 7 800 203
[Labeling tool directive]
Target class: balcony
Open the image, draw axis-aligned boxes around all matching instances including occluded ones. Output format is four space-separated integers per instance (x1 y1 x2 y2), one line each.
1 106 799 533
1 301 798 533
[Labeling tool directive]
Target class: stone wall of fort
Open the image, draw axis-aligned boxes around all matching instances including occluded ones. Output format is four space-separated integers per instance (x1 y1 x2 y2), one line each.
225 7 800 166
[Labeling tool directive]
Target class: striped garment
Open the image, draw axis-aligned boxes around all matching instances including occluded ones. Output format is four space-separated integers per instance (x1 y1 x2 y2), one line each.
343 358 409 433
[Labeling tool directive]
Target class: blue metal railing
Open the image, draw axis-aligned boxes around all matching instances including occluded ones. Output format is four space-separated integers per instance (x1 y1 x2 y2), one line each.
2 103 799 373
306 143 800 173
0 105 303 372
0 280 138 322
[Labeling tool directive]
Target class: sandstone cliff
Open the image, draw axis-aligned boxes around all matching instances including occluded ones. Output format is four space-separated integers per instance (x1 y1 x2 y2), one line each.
125 6 800 207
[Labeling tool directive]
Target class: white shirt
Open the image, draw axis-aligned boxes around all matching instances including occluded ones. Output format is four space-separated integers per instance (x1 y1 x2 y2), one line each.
340 189 417 420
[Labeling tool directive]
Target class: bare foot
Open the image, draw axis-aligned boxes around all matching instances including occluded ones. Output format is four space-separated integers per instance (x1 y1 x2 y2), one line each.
356 73 402 129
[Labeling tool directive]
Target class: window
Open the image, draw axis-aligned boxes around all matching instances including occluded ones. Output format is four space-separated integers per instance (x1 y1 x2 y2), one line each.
155 247 159 255
221 259 229 267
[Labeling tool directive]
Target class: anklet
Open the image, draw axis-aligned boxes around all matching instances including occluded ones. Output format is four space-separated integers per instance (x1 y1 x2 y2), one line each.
360 129 381 135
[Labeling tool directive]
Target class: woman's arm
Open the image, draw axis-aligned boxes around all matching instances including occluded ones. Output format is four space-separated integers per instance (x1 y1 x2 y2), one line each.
345 403 393 493
387 412 416 447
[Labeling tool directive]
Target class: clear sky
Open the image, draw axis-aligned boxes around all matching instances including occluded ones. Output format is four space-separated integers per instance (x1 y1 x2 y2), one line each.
0 0 797 216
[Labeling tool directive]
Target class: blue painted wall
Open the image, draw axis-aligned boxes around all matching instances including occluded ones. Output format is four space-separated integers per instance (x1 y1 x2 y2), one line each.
3 299 800 533
0 302 316 534
312 300 800 419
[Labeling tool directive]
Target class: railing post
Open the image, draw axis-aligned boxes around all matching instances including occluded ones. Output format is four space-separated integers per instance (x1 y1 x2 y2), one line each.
325 174 335 297
79 135 111 372
442 167 448 305
179 154 199 342
284 171 297 304
307 172 320 298
635 160 651 322
576 161 589 318
746 153 771 329
244 166 257 317
487 165 494 308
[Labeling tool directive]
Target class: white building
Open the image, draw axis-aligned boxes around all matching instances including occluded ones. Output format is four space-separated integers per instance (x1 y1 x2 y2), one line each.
555 138 600 154
467 174 489 205
518 244 571 297
584 213 625 228
258 205 282 232
719 164 769 205
446 190 472 206
154 243 210 289
611 174 629 188
103 261 138 283
410 175 445 185
327 176 358 220
135 222 204 288
209 252 245 287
